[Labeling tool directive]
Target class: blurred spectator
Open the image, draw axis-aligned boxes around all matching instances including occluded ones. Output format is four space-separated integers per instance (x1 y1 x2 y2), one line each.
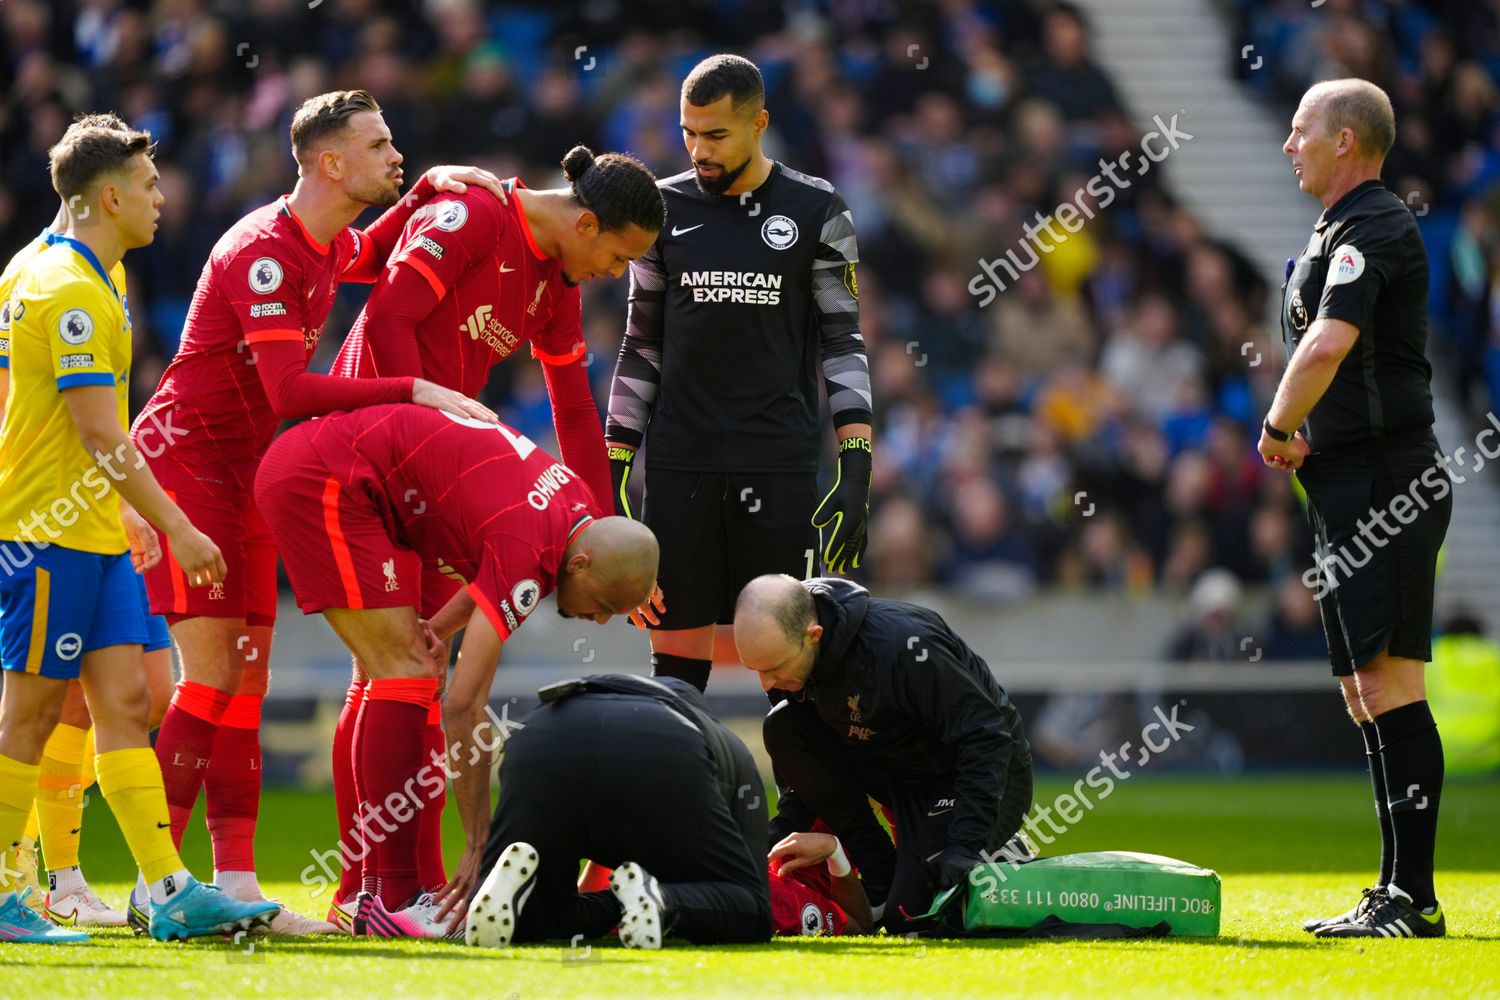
1025 4 1120 122
1165 568 1250 663
1261 576 1327 661
935 477 1038 602
1099 293 1204 426
866 495 935 590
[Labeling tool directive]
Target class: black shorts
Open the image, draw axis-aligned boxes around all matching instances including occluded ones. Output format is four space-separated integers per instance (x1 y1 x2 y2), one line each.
642 468 819 630
1297 436 1452 677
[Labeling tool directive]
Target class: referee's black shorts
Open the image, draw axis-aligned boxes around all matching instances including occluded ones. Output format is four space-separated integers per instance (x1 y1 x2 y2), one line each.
642 468 819 630
1297 433 1452 677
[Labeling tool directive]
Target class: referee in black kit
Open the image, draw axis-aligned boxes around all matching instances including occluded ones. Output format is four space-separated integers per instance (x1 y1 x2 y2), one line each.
1263 78 1449 938
605 53 873 692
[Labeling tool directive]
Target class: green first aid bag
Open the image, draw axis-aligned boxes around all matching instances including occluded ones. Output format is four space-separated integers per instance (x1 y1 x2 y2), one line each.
916 851 1221 937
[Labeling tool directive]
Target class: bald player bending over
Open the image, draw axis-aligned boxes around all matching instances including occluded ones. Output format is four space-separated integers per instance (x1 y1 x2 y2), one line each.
255 404 657 938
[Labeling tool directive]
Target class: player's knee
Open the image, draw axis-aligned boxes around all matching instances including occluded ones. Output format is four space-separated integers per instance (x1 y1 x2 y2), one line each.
178 653 237 692
362 646 431 680
171 620 241 691
144 651 174 729
147 695 169 731
387 658 433 680
235 660 270 698
58 681 93 728
0 698 67 758
95 681 152 732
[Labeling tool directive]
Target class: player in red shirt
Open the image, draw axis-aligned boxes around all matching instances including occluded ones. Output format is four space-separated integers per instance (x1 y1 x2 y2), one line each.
254 404 659 938
768 828 874 937
327 144 664 916
129 90 507 932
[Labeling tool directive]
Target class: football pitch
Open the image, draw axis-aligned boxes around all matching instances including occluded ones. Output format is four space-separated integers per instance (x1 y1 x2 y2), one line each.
2 775 1496 999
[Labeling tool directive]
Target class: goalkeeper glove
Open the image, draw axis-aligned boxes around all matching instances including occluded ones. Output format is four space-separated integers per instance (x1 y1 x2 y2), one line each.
608 445 636 518
811 436 872 575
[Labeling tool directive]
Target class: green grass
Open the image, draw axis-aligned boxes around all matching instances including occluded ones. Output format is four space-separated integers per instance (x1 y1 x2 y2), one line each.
3 776 1497 999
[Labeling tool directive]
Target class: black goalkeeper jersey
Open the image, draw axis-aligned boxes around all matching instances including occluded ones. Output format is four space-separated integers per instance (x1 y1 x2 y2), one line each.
605 162 871 473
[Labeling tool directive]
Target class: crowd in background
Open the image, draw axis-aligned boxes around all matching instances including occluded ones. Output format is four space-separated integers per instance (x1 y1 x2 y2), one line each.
2 0 1496 661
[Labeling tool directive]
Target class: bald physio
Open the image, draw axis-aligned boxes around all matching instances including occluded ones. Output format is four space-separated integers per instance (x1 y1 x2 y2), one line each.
734 574 820 693
735 574 1033 934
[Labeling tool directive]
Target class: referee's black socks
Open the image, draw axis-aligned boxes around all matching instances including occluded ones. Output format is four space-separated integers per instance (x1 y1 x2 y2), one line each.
651 653 712 693
1358 720 1396 887
1374 701 1444 909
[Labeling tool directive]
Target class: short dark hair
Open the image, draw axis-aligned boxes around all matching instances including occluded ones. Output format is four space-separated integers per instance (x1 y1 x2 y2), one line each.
49 125 154 200
682 53 764 112
290 90 381 163
561 145 665 234
70 112 130 132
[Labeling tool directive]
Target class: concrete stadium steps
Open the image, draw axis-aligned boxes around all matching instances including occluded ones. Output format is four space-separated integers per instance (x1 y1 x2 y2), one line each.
1078 0 1500 627
1075 0 1318 290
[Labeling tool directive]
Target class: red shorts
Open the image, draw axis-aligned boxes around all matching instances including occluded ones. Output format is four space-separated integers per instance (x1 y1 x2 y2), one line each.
255 432 420 615
389 550 464 620
146 472 278 625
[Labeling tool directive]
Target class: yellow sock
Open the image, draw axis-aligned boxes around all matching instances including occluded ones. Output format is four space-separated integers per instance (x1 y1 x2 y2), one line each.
22 802 38 845
94 748 183 885
0 754 41 895
80 728 96 790
36 723 89 871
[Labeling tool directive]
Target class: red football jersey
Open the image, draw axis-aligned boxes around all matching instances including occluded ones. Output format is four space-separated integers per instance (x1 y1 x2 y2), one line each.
334 180 585 398
133 196 415 493
297 403 602 640
769 862 851 937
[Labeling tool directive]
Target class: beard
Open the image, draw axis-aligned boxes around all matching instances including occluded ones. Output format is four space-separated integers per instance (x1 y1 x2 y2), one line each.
693 154 752 196
353 174 403 208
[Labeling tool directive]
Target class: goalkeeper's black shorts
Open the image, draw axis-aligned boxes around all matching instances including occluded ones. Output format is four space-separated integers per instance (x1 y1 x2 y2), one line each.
641 467 818 630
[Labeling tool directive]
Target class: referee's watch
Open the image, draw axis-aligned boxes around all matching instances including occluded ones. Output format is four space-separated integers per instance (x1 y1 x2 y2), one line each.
1262 418 1293 443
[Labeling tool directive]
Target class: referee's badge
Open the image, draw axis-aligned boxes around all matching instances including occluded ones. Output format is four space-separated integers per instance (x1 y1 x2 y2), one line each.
761 215 798 250
1327 244 1365 286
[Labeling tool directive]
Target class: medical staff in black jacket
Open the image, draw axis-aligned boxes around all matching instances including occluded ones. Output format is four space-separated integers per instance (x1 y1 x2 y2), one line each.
734 574 1033 932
